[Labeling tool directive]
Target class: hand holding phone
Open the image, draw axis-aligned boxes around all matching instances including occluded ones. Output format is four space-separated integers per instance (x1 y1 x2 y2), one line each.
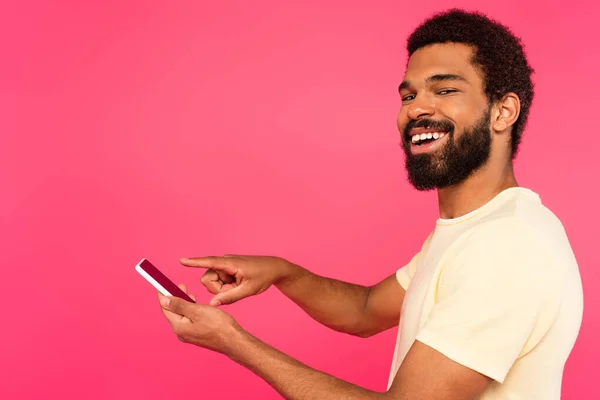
135 258 196 303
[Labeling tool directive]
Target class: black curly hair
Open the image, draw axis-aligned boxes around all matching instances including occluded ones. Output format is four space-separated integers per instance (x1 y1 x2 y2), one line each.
407 9 534 159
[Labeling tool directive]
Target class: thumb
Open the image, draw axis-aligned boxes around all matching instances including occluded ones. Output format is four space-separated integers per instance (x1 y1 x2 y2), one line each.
210 283 250 306
161 296 195 319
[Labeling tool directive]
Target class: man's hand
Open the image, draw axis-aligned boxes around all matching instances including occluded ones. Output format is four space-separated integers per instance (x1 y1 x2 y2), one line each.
155 287 491 400
157 284 242 354
179 255 294 306
180 254 404 338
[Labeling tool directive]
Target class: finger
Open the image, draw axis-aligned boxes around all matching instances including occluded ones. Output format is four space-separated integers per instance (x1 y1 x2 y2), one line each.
200 268 234 287
160 296 196 322
200 270 223 294
177 284 198 303
215 269 234 284
175 284 197 311
220 282 239 292
157 291 187 324
225 254 256 259
180 256 238 275
211 282 248 306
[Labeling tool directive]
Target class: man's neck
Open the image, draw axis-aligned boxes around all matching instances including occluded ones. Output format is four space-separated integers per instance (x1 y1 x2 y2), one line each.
436 161 518 220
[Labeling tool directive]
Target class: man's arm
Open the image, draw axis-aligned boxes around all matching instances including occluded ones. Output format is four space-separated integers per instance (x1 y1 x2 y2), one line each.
275 265 405 337
225 324 491 400
160 295 492 400
182 255 413 338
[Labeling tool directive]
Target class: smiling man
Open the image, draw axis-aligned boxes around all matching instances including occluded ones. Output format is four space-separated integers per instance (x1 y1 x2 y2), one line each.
157 9 583 400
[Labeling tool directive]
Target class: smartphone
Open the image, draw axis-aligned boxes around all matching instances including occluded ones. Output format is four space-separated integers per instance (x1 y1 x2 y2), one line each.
135 258 196 303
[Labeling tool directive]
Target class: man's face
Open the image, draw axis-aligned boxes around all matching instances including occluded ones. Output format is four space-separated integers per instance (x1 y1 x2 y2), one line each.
398 43 493 191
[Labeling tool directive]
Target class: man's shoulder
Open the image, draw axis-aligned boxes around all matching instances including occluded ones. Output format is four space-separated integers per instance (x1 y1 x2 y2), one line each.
473 187 568 240
461 215 541 244
447 216 556 272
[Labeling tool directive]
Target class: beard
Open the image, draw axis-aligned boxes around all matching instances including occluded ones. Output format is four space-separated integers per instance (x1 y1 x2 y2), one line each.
401 107 492 191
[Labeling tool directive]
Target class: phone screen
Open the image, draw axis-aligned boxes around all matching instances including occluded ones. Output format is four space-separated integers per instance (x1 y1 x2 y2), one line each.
135 258 196 303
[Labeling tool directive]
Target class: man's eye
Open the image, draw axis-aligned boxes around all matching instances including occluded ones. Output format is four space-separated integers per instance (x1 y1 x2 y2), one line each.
438 89 457 95
402 95 415 101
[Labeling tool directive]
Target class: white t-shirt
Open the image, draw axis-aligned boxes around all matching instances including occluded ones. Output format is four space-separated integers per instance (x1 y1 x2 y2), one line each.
388 187 584 399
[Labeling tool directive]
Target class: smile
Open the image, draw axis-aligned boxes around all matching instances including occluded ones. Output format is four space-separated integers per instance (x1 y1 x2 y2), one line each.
407 129 450 155
411 131 446 146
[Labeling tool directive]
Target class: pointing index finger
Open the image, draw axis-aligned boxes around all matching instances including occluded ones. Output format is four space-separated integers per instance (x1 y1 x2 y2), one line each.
180 256 238 275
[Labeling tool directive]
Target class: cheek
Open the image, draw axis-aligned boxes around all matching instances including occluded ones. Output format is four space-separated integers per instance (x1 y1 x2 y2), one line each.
435 99 463 120
397 108 408 131
437 95 486 124
435 103 474 132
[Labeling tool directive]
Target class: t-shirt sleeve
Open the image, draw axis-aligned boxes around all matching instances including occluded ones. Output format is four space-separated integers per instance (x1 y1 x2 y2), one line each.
414 219 561 383
396 234 432 290
396 253 419 290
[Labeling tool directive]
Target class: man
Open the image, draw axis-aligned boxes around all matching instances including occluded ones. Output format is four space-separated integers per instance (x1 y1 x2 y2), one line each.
157 8 583 399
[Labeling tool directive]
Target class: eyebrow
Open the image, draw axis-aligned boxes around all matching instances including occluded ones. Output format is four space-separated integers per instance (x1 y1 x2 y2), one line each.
398 74 468 92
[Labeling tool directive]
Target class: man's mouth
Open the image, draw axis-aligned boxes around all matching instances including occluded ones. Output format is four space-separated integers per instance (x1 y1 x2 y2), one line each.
410 131 447 146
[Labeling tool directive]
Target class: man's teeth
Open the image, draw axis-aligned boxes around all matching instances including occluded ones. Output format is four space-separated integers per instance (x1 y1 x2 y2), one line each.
411 132 446 143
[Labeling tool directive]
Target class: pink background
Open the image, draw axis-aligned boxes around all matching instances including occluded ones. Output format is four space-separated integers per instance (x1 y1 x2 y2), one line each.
1 1 598 399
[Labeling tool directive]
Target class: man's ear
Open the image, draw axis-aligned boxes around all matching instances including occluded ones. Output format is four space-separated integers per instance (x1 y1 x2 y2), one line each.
492 93 520 133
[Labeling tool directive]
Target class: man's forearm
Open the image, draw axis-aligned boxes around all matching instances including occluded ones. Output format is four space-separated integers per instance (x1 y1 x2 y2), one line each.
226 326 386 400
275 263 371 336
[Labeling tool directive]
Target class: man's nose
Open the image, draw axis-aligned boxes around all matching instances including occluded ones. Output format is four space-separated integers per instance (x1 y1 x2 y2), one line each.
406 95 435 120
